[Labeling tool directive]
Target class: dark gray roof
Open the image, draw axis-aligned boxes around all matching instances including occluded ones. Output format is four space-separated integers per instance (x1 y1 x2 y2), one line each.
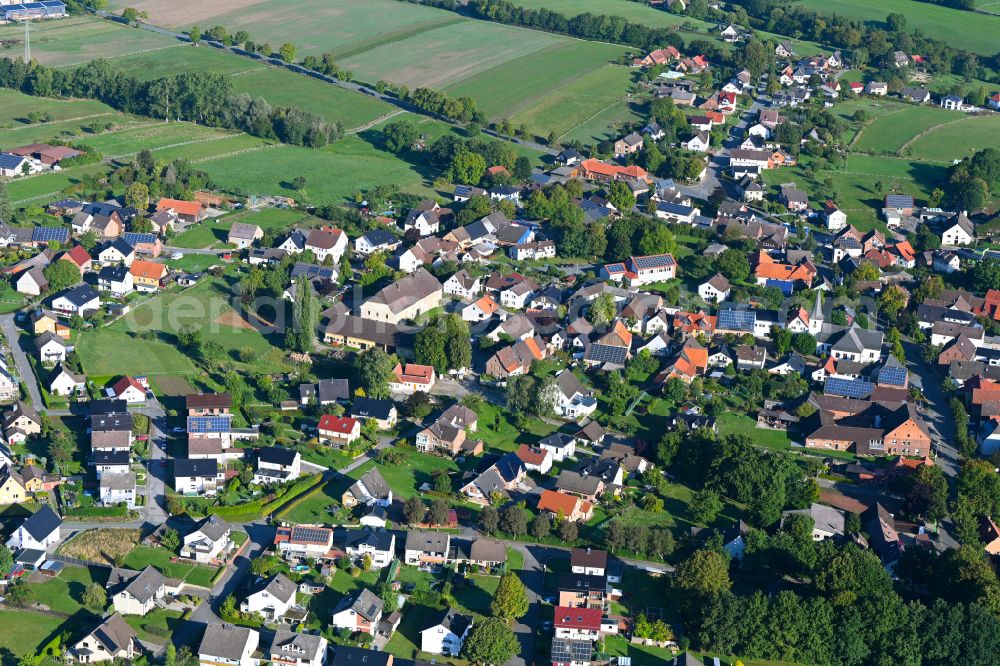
56 284 99 307
349 468 391 501
173 458 218 479
124 565 165 603
192 514 229 542
342 527 394 551
20 505 61 541
258 446 298 467
424 608 472 637
270 629 325 661
333 588 383 622
351 397 395 421
250 573 296 604
199 624 257 661
330 646 392 666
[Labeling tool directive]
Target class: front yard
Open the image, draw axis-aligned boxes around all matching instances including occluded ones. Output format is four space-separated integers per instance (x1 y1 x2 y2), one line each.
123 546 219 588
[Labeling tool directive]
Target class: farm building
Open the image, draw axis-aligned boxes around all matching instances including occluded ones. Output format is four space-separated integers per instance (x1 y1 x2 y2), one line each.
0 1 67 21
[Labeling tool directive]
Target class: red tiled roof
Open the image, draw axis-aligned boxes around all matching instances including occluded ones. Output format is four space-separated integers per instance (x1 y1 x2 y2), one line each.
516 444 549 467
318 415 359 434
156 198 202 217
393 363 434 385
537 489 590 516
63 245 91 267
112 376 143 396
554 606 602 631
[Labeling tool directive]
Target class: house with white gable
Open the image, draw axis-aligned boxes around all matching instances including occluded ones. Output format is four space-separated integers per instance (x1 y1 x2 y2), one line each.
421 609 473 657
268 630 327 666
6 505 61 551
939 212 975 247
181 514 232 564
698 274 731 303
342 527 396 569
241 573 298 622
198 624 260 666
108 566 167 616
552 369 597 419
443 269 482 299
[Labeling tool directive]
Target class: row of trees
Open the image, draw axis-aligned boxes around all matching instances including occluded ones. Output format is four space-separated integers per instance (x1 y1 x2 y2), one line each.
0 58 341 148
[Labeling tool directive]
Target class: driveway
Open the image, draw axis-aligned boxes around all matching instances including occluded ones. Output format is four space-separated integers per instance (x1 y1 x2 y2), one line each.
0 313 46 409
135 398 169 526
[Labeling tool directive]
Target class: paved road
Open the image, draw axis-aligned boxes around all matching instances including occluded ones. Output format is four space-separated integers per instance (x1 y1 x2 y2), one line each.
0 313 46 410
904 340 960 477
139 398 170 527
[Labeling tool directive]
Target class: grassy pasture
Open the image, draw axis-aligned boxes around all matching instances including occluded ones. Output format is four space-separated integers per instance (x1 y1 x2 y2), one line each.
0 16 179 67
906 114 1000 162
0 89 116 125
852 105 956 154
445 41 629 120
0 115 141 151
796 0 1000 57
7 162 110 204
72 121 241 158
339 19 564 90
512 65 643 143
77 328 198 376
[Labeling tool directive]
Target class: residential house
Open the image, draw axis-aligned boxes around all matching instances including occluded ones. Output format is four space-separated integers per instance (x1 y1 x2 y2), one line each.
317 415 361 447
782 502 845 541
613 132 644 157
49 364 86 397
122 232 162 258
71 613 139 664
0 465 26 504
4 401 42 439
111 376 146 404
173 458 224 496
515 444 552 474
342 528 395 569
52 283 100 316
538 433 577 462
415 419 468 456
97 265 133 295
96 239 135 267
227 223 264 249
5 505 60 550
305 228 348 263
421 609 472 657
558 572 607 610
130 260 168 292
181 515 232 564
537 489 593 522
553 370 597 420
36 331 67 364
389 363 436 394
14 267 47 296
342 468 392 508
698 274 730 302
350 398 398 430
443 269 482 299
274 524 335 561
554 606 602 641
939 212 975 247
404 530 451 566
156 198 204 224
555 470 605 503
298 378 350 407
197 624 259 666
253 447 301 485
100 472 137 508
59 245 92 275
331 588 383 634
241 573 297 621
268 630 327 666
462 294 500 322
108 566 166 616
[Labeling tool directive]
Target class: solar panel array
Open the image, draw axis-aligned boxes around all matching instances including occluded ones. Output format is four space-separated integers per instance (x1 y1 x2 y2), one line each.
32 226 69 243
656 202 694 215
604 262 626 273
187 415 232 433
878 365 907 387
123 232 156 246
585 343 628 365
551 639 593 663
824 377 874 399
718 307 755 332
633 254 675 269
885 194 914 208
291 526 330 544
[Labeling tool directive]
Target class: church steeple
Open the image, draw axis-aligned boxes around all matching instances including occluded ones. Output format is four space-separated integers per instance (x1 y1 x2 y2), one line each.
809 290 824 334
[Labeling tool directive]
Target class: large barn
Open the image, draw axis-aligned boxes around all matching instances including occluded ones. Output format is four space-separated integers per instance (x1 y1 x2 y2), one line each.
1 1 67 21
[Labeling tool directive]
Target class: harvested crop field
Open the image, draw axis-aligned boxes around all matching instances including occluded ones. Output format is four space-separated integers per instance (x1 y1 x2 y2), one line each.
0 16 179 67
216 307 255 330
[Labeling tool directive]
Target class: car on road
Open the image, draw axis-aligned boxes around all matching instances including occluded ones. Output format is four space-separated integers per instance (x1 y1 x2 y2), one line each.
541 621 552 631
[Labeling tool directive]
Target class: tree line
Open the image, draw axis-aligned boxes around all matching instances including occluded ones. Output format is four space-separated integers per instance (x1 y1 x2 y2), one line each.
0 58 342 148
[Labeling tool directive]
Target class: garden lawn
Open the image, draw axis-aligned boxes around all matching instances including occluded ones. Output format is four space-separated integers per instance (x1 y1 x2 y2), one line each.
124 608 185 642
123 546 219 586
473 401 558 452
169 225 221 249
7 163 112 204
452 573 500 616
76 329 196 377
348 449 459 500
29 565 108 615
717 413 791 450
445 41 627 120
0 610 83 660
276 476 354 524
161 253 224 273
0 16 180 67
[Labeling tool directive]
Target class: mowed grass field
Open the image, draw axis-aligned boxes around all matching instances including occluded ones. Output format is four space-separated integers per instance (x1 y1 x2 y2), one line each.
852 105 956 154
445 41 628 119
107 46 394 129
0 89 116 125
0 16 180 67
512 66 643 143
907 115 1000 162
797 0 1000 57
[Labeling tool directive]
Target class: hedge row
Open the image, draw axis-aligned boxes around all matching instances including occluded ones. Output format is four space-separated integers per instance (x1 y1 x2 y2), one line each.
65 505 129 517
261 474 324 514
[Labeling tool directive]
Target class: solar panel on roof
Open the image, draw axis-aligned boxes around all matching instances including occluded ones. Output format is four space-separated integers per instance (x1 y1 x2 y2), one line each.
31 226 69 242
292 526 328 543
585 343 628 364
824 377 873 399
878 366 907 387
187 415 232 433
718 308 755 332
123 232 156 245
551 639 593 662
632 254 675 269
604 263 626 273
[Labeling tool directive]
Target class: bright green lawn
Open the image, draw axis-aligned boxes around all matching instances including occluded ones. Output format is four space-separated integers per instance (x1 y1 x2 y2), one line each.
348 449 459 500
7 163 111 204
29 565 108 615
123 545 219 587
72 121 241 158
906 114 1000 162
0 610 82 660
852 105 955 154
124 608 185 642
76 329 197 377
0 16 180 67
473 401 559 452
0 89 117 125
717 413 791 450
